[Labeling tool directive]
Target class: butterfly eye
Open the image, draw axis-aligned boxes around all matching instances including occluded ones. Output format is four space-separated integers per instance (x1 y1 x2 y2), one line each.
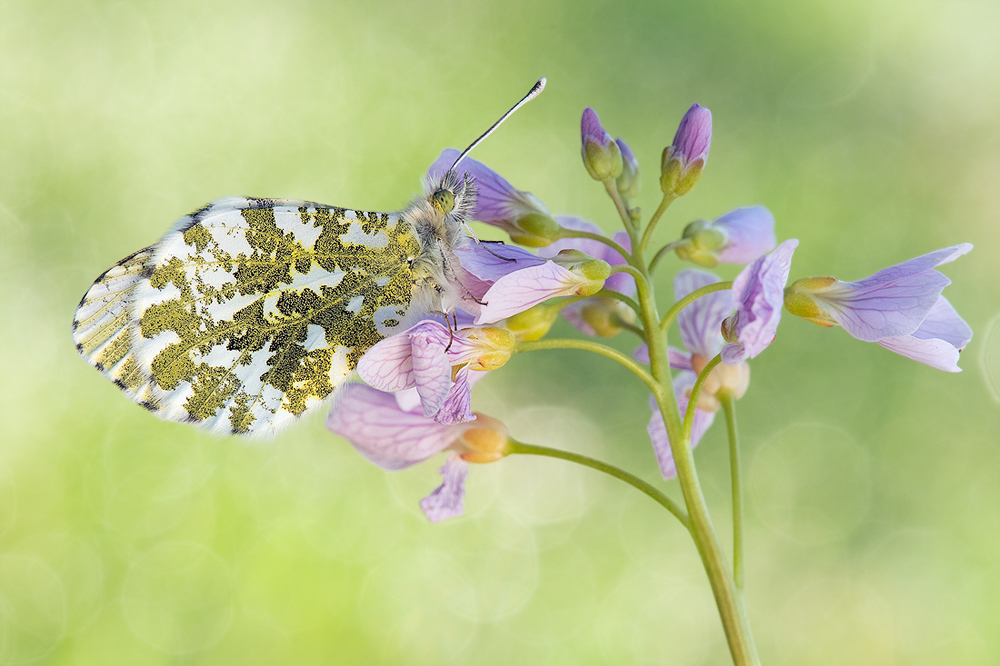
431 188 455 213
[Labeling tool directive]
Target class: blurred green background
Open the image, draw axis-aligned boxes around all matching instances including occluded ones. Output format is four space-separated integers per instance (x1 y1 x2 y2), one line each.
2 0 998 664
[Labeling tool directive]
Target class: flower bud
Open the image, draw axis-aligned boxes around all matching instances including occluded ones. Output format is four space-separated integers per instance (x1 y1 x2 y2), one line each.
578 297 635 337
783 276 840 326
581 108 623 181
506 212 561 247
461 327 516 371
674 219 728 267
661 103 712 197
505 303 560 341
550 250 611 297
689 353 750 412
615 138 641 203
456 415 510 464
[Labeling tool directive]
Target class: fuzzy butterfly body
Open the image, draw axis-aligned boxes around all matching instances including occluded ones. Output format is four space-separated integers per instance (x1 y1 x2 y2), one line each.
73 186 475 437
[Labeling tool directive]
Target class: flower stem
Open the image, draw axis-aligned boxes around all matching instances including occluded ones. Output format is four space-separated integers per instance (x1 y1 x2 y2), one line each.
720 393 744 591
648 240 681 273
604 180 634 231
556 227 632 261
660 281 733 335
640 192 677 251
506 440 690 528
515 338 657 393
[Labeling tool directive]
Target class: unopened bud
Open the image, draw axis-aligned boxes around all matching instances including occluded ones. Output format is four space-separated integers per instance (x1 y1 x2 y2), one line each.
457 415 510 464
578 298 635 337
615 138 641 203
660 103 712 197
462 327 516 371
507 212 561 247
505 304 559 341
581 108 623 181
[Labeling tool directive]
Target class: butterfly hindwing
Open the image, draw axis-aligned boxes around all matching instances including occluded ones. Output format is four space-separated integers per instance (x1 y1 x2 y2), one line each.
77 196 422 437
73 246 162 410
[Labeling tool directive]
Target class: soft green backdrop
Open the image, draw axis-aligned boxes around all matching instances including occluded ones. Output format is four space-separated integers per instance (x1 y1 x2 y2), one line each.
2 0 998 664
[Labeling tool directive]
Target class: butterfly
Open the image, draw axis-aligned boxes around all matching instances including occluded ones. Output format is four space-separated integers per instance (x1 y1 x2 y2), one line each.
72 79 545 437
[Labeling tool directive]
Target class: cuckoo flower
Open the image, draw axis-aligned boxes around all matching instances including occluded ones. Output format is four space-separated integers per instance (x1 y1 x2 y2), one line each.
675 206 777 268
534 216 634 337
475 249 611 325
326 385 510 522
428 149 559 246
581 108 623 181
661 103 712 196
357 320 515 424
646 270 748 478
721 239 799 365
783 244 973 372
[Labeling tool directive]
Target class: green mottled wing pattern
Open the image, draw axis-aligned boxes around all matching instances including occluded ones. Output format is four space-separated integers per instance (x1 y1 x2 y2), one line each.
75 196 420 437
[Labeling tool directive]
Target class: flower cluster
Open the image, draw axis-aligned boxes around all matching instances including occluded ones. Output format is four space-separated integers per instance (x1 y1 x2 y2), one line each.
326 96 973 520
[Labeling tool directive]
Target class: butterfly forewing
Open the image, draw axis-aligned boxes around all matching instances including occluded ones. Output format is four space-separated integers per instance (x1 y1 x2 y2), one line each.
78 196 421 437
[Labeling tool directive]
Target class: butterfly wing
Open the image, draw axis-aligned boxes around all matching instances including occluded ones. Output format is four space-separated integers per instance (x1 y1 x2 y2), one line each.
73 246 162 409
77 196 421 437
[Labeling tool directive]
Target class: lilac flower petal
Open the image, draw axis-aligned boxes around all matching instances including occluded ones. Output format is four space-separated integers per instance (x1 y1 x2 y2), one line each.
877 335 962 372
668 346 694 371
428 149 550 225
326 385 457 470
435 366 476 425
633 344 650 363
411 334 453 417
357 334 419 392
910 297 972 348
721 239 798 365
673 104 712 165
454 242 545 283
674 269 731 359
581 107 612 146
475 261 580 324
823 244 972 342
420 453 469 523
876 297 972 372
647 376 715 479
713 206 777 264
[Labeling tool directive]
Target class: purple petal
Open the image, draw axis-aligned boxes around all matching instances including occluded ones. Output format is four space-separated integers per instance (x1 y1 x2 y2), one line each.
475 261 579 324
910 296 972 348
721 239 798 365
876 297 972 372
825 244 972 342
356 334 419 392
617 137 638 171
326 385 458 470
453 242 545 283
713 206 777 264
668 347 694 371
435 366 476 425
581 107 612 146
411 333 453 417
427 149 549 225
420 453 469 523
674 269 731 359
647 377 716 479
633 344 650 363
672 104 712 165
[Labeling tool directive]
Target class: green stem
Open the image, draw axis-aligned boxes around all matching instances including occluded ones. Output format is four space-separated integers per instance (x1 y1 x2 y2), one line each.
595 289 641 316
660 281 733 335
721 393 744 591
556 227 632 261
648 240 681 273
640 192 677 251
507 440 690 529
515 338 657 393
610 263 646 284
604 180 634 231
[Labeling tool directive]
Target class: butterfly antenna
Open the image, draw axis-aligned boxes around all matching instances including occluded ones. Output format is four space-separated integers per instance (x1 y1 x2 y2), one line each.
449 78 546 171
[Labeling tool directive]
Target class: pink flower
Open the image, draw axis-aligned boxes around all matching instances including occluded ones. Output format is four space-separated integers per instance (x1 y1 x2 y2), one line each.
326 385 510 522
721 239 799 365
357 321 514 424
784 244 973 372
